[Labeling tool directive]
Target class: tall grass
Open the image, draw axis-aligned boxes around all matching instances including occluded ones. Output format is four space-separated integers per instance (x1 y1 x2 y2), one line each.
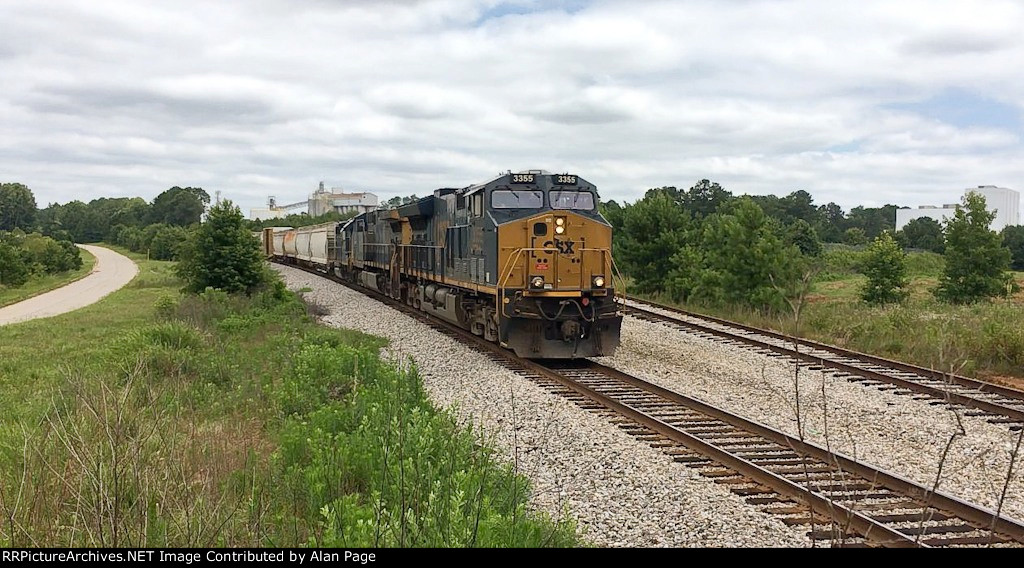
0 272 578 547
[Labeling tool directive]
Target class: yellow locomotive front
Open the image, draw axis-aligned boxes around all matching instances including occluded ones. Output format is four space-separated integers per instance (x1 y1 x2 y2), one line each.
493 173 622 358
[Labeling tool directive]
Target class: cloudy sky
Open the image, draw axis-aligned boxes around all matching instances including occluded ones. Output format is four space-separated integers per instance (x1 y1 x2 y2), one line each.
3 0 1024 215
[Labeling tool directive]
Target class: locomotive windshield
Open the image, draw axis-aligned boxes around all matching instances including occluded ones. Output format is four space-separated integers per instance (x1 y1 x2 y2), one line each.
491 189 544 209
550 191 595 210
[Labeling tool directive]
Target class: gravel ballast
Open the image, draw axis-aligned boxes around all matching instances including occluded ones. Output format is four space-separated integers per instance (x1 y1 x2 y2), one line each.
273 265 809 547
598 313 1024 522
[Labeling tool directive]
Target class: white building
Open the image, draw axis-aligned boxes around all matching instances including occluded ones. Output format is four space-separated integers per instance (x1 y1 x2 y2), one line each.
249 207 286 220
895 185 1020 231
307 183 379 216
249 181 379 220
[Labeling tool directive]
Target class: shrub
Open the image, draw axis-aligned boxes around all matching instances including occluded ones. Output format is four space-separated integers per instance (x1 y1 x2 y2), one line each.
154 294 179 320
843 227 867 246
176 201 266 295
0 242 31 287
860 232 909 305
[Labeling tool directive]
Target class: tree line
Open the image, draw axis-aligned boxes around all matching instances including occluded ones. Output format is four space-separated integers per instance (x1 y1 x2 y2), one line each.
247 210 357 231
1 182 211 264
5 178 1022 307
602 180 1023 309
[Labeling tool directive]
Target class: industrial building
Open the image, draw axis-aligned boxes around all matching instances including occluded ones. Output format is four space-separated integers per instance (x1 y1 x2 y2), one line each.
250 182 379 220
895 185 1020 231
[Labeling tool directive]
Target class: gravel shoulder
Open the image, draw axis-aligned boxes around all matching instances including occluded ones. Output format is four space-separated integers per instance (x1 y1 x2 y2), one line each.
0 245 139 326
597 314 1024 522
273 264 809 547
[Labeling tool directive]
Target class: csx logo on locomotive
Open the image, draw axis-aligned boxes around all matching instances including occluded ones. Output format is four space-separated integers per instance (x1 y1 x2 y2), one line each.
544 238 576 255
264 170 622 359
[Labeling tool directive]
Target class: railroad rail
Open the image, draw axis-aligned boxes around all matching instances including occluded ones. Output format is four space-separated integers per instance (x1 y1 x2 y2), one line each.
623 297 1024 429
277 262 1024 547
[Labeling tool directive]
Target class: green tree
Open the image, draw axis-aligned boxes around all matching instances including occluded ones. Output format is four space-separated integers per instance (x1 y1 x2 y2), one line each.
816 201 847 242
786 219 822 256
846 204 898 238
1001 225 1024 271
681 179 732 219
599 199 627 253
248 209 358 231
176 200 266 294
935 192 1013 304
18 233 81 273
150 186 208 226
897 217 944 253
0 182 37 231
860 232 909 305
688 198 800 312
52 200 107 242
843 227 867 246
107 197 151 232
618 190 690 294
149 225 190 261
0 242 30 287
383 194 419 207
778 190 821 225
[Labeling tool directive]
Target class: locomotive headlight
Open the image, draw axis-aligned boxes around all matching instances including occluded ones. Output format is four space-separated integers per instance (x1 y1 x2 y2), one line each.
555 217 565 226
531 276 545 289
593 275 606 288
554 225 565 234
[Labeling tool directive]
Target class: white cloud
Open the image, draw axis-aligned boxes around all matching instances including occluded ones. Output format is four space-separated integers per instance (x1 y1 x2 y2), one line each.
2 0 1024 215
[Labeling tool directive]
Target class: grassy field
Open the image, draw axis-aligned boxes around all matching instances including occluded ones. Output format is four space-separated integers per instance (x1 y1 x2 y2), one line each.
0 247 97 308
0 251 576 547
641 247 1024 386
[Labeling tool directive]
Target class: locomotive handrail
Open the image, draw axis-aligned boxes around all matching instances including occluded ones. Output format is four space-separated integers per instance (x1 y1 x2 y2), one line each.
609 255 628 305
497 246 615 318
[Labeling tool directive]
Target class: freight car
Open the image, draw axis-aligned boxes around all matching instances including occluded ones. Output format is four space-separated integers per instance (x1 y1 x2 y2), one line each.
268 170 622 358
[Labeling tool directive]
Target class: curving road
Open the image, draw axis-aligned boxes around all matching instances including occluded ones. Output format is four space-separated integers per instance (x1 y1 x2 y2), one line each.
0 245 139 326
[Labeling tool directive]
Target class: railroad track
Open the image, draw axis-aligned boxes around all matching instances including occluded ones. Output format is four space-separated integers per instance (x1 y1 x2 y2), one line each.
623 297 1024 430
277 262 1024 547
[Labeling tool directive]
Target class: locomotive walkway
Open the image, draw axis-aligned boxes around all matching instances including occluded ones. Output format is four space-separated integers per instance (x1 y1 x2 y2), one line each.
0 245 138 326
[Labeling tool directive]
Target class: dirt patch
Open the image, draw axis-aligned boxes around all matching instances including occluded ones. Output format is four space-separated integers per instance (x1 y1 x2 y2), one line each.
976 372 1024 392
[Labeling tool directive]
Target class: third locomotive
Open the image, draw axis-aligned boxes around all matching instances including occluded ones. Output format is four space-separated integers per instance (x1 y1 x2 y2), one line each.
266 170 623 358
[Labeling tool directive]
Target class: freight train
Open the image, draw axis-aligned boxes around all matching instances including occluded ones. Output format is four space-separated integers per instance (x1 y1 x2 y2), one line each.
264 170 623 358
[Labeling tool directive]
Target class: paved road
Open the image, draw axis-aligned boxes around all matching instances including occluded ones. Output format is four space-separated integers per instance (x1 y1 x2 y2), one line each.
0 245 139 326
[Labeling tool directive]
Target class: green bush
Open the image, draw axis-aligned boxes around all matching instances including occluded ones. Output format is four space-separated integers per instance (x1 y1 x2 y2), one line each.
860 233 909 305
843 227 867 246
176 201 267 295
0 231 82 287
0 242 30 287
154 294 179 320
